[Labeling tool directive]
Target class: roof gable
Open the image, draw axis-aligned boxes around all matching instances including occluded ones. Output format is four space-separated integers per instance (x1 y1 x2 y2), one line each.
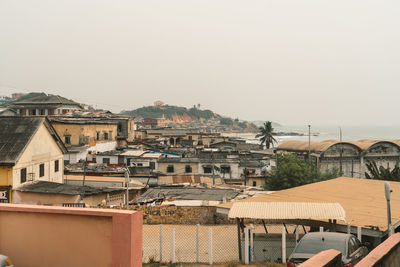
0 117 44 166
0 117 66 166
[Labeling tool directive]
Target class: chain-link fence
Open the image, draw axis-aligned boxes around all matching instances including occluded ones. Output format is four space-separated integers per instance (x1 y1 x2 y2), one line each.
143 224 238 264
143 224 306 264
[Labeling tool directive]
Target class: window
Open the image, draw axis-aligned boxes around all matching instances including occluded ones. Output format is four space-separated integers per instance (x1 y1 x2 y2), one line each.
150 162 156 169
221 166 231 174
103 158 110 164
20 168 27 183
55 160 59 172
64 135 71 145
185 165 192 173
252 181 257 186
203 166 212 173
39 163 45 177
96 132 100 140
137 163 143 167
167 165 174 173
103 132 108 140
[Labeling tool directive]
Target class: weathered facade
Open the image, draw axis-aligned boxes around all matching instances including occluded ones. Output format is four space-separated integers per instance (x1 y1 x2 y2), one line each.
49 118 119 148
0 117 67 202
9 94 83 116
276 140 400 178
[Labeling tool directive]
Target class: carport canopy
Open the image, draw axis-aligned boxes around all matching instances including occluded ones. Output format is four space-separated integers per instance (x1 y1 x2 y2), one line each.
228 202 346 221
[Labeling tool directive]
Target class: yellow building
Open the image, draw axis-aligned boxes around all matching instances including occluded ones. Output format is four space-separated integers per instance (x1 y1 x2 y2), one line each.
0 117 67 203
49 117 119 147
157 158 200 175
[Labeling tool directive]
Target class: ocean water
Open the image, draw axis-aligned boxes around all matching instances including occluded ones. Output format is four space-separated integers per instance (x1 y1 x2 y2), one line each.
227 125 400 145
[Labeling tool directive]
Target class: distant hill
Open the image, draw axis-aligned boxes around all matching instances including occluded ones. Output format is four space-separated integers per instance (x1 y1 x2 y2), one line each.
120 104 220 121
120 103 265 132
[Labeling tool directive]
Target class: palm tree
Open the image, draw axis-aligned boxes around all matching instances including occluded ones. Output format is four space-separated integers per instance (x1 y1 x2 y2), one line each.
256 121 277 149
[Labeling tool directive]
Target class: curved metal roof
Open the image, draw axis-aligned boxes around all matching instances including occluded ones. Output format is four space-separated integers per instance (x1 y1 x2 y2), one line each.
228 202 346 221
278 139 400 153
277 140 339 152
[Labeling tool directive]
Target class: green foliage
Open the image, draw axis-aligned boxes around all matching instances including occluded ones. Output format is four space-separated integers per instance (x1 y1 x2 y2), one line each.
255 121 277 149
265 154 340 190
220 117 234 125
365 160 400 181
120 105 216 120
238 121 247 129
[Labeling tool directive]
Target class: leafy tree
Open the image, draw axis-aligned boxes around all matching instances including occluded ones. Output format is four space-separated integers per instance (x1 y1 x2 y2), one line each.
265 154 340 190
365 160 400 181
256 121 277 149
220 117 233 126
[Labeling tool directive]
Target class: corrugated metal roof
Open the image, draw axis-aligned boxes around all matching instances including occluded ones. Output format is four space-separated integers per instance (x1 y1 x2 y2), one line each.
121 150 146 157
228 202 345 220
220 177 400 231
278 139 400 153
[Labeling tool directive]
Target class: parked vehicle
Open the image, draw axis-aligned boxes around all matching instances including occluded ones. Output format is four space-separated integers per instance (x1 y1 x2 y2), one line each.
0 254 13 267
287 232 368 267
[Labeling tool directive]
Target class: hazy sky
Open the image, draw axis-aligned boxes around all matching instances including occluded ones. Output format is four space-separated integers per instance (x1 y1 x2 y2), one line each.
1 0 399 126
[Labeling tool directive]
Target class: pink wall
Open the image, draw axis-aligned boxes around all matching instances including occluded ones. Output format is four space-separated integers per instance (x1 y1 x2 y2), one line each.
299 249 342 267
0 204 142 267
355 233 400 267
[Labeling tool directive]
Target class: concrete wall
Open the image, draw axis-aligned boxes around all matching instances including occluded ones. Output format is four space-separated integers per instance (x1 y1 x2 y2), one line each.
355 233 400 267
300 249 342 267
0 166 12 186
12 191 80 205
89 141 117 153
0 204 142 267
96 154 119 164
129 206 230 224
13 123 64 188
157 161 200 175
51 122 118 147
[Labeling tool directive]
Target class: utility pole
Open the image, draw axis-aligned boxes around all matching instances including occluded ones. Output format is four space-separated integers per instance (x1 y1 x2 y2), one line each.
82 158 87 187
339 127 343 175
244 168 247 186
308 125 311 165
125 169 130 207
385 182 393 236
212 150 215 186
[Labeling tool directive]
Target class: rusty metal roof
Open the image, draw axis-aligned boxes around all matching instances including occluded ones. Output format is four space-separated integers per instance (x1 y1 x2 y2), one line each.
228 202 345 220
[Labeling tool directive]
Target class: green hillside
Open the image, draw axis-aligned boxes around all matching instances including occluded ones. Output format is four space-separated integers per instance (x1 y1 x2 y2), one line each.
120 105 219 120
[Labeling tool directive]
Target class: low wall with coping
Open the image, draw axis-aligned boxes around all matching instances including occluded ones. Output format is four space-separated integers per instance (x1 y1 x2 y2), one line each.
355 233 400 267
128 205 233 224
0 204 142 267
299 249 342 267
